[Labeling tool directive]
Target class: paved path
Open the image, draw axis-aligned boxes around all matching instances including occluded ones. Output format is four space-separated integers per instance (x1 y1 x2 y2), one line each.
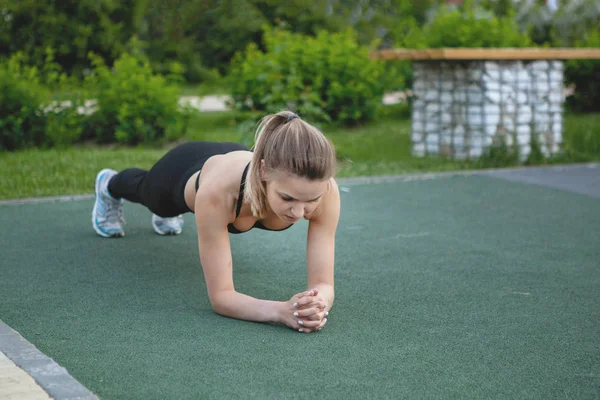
58 92 408 115
179 92 407 112
479 163 600 199
179 95 231 112
0 351 52 400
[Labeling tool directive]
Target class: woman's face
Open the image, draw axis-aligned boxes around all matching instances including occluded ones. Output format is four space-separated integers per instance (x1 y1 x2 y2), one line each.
264 173 329 223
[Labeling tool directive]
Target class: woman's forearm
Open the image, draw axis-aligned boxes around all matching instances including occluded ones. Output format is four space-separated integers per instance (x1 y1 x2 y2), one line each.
210 290 284 323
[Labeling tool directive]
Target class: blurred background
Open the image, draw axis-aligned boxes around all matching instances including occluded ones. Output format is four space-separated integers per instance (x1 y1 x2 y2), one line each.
0 0 599 198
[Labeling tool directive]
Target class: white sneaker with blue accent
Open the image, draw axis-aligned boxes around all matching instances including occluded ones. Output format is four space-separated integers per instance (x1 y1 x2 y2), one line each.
92 169 125 238
152 214 184 235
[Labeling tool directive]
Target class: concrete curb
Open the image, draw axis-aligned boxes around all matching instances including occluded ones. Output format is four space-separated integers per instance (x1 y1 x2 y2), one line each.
0 319 98 400
0 194 95 206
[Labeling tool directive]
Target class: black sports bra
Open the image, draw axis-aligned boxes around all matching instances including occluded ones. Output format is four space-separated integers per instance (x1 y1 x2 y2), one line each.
196 162 293 234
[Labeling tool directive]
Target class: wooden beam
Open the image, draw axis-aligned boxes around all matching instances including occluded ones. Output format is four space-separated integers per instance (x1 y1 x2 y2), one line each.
370 48 600 61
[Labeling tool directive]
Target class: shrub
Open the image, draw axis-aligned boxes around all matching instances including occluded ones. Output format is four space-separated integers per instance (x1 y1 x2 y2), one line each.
417 5 533 48
228 27 386 125
0 55 48 151
0 50 91 150
41 100 86 148
39 48 87 147
85 52 190 145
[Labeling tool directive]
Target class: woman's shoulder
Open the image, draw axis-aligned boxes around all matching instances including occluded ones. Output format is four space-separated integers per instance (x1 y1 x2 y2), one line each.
199 151 253 194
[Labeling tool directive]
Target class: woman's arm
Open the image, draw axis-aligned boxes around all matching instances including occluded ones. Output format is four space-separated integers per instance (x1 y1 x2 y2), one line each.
288 180 340 333
305 179 341 312
195 186 285 322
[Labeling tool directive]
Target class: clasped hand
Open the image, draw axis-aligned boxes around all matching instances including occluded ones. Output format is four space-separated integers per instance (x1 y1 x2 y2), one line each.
281 288 328 333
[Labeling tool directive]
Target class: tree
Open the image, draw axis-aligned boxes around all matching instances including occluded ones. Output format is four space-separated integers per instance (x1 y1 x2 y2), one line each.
0 0 143 76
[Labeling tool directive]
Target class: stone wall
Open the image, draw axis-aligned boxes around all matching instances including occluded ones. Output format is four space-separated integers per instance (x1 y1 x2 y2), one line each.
411 60 564 161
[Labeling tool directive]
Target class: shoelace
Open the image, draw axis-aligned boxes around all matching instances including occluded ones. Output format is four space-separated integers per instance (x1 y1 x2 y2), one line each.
101 197 125 225
159 216 183 228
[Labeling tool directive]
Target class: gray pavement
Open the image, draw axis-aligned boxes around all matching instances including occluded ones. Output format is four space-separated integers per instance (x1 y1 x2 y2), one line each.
179 92 407 112
478 163 600 199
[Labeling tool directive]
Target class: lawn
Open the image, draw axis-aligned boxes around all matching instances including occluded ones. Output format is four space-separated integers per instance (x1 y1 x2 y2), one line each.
1 109 599 200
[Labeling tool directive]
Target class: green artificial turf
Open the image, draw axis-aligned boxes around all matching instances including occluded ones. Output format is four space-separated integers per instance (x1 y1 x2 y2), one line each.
0 175 599 399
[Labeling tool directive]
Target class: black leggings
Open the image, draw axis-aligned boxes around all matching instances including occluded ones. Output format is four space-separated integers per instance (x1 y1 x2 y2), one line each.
107 141 249 217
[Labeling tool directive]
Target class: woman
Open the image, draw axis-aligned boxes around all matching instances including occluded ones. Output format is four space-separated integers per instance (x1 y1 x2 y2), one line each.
91 111 340 333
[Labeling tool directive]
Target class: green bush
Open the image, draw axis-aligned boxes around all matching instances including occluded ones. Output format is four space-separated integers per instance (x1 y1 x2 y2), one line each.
39 49 87 148
0 58 47 151
85 52 190 145
41 101 86 148
416 5 533 48
228 27 386 125
0 0 139 78
0 51 90 151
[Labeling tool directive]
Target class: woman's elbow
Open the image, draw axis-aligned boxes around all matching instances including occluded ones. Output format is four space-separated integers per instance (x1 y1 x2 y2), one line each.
208 290 233 316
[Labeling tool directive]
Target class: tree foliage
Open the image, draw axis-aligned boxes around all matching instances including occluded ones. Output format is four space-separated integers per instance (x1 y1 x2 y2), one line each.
0 0 143 75
0 0 598 107
0 0 445 82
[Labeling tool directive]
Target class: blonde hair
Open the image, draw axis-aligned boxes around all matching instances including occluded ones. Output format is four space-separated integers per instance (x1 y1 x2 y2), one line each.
244 111 336 219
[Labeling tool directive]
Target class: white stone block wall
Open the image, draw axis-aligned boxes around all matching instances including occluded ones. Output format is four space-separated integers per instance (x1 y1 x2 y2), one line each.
411 60 564 161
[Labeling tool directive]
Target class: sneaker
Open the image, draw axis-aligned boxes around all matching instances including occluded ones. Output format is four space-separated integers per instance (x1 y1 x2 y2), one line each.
152 214 183 235
92 169 125 238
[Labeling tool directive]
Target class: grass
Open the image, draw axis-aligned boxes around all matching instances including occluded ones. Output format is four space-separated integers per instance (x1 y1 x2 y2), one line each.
560 111 600 161
0 148 167 199
1 109 599 200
